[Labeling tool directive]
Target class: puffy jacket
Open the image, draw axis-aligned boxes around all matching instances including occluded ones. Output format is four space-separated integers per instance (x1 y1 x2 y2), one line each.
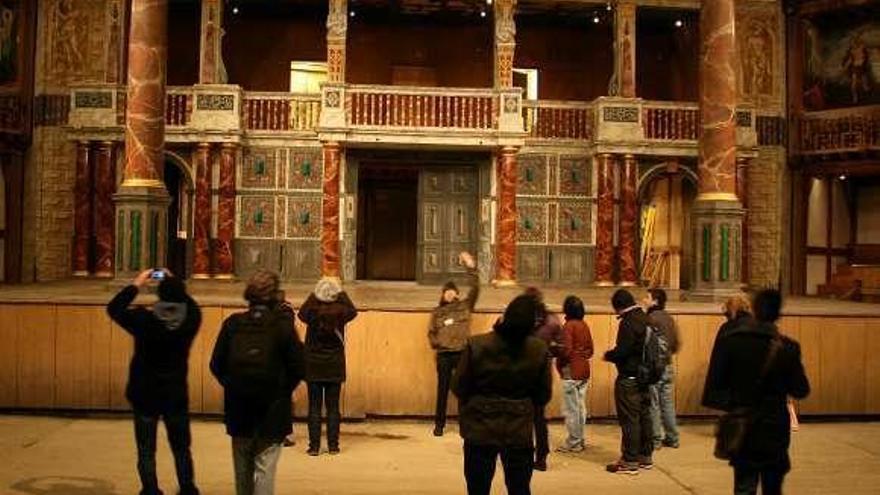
428 270 480 353
298 291 358 382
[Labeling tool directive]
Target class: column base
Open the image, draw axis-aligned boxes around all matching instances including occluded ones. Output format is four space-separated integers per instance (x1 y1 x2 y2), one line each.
492 279 518 288
94 271 114 279
191 273 211 280
593 280 615 287
72 271 90 277
213 274 235 281
618 281 638 287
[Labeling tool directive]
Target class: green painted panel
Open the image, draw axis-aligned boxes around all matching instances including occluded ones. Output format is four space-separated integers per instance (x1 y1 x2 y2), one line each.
116 212 124 270
702 224 712 282
149 212 159 268
720 224 730 281
129 211 142 271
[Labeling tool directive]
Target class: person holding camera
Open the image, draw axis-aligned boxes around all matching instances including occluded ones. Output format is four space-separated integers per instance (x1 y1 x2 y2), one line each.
106 269 202 495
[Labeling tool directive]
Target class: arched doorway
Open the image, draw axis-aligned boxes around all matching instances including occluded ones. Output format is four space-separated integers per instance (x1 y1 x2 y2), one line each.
638 162 698 289
163 152 194 279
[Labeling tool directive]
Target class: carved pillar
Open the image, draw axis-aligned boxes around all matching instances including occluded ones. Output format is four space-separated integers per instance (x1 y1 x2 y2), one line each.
199 0 226 84
214 143 237 278
115 0 170 277
94 142 116 277
72 141 92 276
192 143 212 278
615 1 637 98
595 154 615 285
690 0 744 300
495 146 517 285
322 142 342 278
106 0 127 84
326 0 348 83
619 154 639 285
493 0 517 88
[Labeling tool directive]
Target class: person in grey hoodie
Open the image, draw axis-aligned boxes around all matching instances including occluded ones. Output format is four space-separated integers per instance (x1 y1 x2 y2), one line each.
107 269 202 495
428 251 479 437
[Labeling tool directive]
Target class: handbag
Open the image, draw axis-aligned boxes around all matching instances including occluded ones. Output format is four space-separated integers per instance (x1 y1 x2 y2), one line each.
713 336 782 460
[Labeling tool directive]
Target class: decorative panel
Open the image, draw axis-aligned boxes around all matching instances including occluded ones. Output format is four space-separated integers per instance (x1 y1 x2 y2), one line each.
239 196 276 238
559 156 591 196
421 245 443 274
281 240 321 280
235 240 280 278
517 201 547 243
517 154 547 195
288 149 323 190
550 246 594 283
241 149 277 189
517 246 548 282
286 196 322 239
558 201 592 244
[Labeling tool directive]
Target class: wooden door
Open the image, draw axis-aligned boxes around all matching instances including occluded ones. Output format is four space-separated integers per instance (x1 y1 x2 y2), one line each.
418 167 478 284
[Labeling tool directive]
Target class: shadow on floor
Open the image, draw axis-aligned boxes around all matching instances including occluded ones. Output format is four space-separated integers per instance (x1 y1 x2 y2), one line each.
10 476 120 495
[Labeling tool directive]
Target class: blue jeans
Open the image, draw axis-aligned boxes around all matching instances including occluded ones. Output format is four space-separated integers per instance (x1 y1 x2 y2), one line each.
561 379 588 448
232 437 282 495
648 365 679 444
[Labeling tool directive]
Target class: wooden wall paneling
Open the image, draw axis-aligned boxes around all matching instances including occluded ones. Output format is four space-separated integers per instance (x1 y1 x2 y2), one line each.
818 317 867 414
339 312 368 419
586 314 615 418
674 315 722 415
109 321 134 410
0 305 19 406
292 316 309 419
200 307 234 415
16 306 58 408
54 306 110 409
865 319 880 414
797 317 823 414
186 308 206 414
777 316 802 415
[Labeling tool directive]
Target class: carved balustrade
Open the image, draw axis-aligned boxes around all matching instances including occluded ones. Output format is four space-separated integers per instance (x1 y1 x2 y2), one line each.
345 85 498 130
642 101 699 141
243 92 321 132
523 100 593 141
798 105 880 155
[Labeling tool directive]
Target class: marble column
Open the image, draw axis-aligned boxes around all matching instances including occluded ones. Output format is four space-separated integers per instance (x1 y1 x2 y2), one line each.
619 154 639 285
114 0 170 277
214 143 237 278
321 142 342 278
493 0 517 88
595 153 615 285
326 0 347 83
615 1 637 98
495 146 517 285
94 142 117 277
690 0 744 300
72 141 91 277
199 0 225 84
192 143 212 278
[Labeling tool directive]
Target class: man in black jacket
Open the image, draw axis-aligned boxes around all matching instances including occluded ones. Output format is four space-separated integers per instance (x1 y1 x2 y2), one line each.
703 289 810 495
106 269 201 495
453 295 552 495
211 270 305 495
604 289 654 475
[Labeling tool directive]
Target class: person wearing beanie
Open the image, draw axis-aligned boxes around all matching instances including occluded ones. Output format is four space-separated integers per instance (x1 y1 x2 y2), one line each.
604 289 654 475
211 270 305 495
298 277 358 455
452 295 552 495
106 269 202 495
428 251 480 437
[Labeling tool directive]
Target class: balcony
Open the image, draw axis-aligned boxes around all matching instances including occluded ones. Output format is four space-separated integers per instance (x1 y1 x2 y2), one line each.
797 105 880 156
65 83 760 156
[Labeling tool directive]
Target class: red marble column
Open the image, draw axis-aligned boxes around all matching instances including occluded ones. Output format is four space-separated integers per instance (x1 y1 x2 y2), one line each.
192 143 212 278
322 142 341 278
616 2 637 98
199 0 224 84
214 143 237 278
123 0 167 184
495 146 517 284
326 0 347 83
619 154 639 285
493 0 517 89
72 141 91 276
698 0 738 199
94 142 117 277
595 153 615 285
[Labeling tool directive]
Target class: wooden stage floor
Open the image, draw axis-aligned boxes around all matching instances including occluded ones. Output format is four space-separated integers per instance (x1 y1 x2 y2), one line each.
1 279 879 315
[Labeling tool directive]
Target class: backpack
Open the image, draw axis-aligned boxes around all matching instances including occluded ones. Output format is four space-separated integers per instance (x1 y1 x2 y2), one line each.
226 308 285 397
637 325 669 386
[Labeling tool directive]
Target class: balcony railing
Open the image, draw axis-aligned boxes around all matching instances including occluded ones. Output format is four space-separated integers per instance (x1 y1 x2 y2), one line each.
345 85 498 130
798 105 880 155
523 100 593 140
243 92 321 132
643 102 699 141
166 88 193 127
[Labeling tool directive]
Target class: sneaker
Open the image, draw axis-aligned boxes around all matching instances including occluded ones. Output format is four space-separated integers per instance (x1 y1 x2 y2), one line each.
661 438 680 449
653 440 663 450
329 447 340 455
555 444 585 453
639 461 654 470
306 447 320 456
283 434 296 447
606 461 639 475
433 426 444 437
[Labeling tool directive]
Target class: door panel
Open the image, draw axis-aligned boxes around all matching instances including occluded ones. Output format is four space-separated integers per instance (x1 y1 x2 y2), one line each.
418 167 478 283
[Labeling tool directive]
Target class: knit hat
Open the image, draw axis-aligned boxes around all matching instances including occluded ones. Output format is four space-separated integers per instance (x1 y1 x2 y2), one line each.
611 289 637 313
315 277 343 303
244 270 281 304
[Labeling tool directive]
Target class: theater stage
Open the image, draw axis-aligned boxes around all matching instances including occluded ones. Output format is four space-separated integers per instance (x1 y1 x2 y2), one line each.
1 281 879 419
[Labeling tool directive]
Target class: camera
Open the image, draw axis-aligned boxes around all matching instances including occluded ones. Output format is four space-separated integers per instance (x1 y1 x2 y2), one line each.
150 270 165 281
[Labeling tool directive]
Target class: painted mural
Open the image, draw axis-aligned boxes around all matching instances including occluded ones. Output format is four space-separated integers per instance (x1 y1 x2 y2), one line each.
0 0 19 85
803 16 880 110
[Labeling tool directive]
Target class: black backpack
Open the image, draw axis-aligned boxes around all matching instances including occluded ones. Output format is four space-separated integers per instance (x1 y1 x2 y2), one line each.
226 308 285 397
637 325 669 386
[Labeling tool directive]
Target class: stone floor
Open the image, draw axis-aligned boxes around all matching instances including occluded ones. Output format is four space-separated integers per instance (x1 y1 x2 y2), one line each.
2 279 879 315
1 415 878 494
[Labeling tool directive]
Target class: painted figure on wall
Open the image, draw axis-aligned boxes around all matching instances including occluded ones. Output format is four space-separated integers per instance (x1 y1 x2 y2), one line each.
52 0 83 74
843 32 871 104
743 25 772 97
0 1 17 84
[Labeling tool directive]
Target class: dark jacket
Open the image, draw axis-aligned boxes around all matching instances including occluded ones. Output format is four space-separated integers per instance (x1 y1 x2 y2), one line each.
717 311 755 341
702 321 810 470
647 307 680 355
557 319 594 381
604 307 651 378
452 329 552 447
106 285 201 415
428 270 480 353
210 303 305 440
298 291 358 382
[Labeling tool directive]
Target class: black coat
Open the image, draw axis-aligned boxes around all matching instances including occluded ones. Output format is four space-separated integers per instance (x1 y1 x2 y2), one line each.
210 303 305 440
298 292 358 382
604 307 651 378
452 331 552 447
702 321 810 471
106 285 201 414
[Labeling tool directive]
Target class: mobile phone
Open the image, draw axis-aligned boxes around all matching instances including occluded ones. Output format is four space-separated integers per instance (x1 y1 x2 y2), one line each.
150 270 165 281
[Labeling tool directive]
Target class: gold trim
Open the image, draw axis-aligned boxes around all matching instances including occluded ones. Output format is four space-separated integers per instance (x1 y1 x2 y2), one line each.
619 281 638 287
492 279 518 288
696 192 739 202
72 271 90 277
121 178 164 188
192 273 212 280
94 271 114 278
213 274 235 280
594 280 615 287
